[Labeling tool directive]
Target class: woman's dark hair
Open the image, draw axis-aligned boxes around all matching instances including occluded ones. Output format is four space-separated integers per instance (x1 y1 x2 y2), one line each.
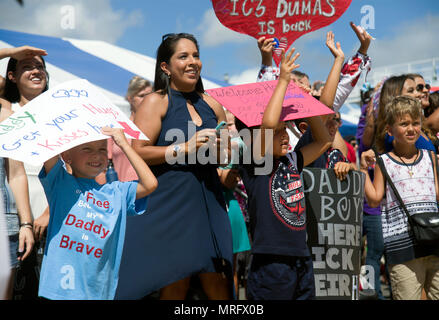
154 33 204 95
4 56 49 103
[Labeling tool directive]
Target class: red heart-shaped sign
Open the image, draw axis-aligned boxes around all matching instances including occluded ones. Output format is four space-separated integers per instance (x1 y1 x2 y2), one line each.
212 0 352 66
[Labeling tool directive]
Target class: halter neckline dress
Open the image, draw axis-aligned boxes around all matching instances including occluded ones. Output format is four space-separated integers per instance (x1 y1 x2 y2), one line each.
116 88 233 299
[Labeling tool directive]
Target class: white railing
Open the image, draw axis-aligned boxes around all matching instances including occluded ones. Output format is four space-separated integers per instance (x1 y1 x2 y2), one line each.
346 57 439 105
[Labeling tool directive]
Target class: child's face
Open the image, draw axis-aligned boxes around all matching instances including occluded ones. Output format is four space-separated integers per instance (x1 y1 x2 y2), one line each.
291 74 311 91
325 114 341 139
387 114 421 146
272 122 290 158
63 140 108 179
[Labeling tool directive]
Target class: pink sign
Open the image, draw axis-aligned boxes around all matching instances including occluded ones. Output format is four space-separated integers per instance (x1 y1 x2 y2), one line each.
212 0 352 66
206 80 334 127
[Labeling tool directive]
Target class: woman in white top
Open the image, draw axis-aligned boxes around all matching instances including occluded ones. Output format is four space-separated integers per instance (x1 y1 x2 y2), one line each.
1 46 48 298
2 46 49 240
0 102 34 299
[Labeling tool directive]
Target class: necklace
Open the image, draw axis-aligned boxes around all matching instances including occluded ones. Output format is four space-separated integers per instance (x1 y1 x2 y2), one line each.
397 150 419 177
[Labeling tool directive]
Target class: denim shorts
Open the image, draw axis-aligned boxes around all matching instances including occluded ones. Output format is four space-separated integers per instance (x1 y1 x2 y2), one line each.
8 233 19 268
246 254 315 300
6 213 20 268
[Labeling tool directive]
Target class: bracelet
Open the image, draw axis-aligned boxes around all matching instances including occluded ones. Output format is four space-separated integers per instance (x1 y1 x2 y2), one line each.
20 222 33 229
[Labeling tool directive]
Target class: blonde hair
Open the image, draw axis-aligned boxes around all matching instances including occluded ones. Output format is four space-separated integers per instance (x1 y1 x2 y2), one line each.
375 96 423 152
125 76 152 100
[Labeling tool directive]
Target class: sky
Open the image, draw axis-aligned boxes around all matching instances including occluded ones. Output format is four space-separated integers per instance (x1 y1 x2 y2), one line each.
0 0 438 86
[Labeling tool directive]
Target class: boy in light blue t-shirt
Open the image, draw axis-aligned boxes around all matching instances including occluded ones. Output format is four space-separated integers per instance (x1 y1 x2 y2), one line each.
38 127 157 300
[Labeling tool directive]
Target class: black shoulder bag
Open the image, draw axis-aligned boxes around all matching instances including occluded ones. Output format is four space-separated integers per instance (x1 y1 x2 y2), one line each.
376 151 439 245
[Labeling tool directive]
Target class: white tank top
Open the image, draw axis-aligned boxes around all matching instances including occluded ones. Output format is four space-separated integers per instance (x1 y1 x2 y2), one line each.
380 149 438 263
11 102 48 219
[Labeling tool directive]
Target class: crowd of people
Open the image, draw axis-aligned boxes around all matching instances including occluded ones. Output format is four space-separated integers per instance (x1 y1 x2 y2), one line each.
0 20 439 301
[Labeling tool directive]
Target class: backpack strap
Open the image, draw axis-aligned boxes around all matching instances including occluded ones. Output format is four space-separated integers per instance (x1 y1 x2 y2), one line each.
428 150 439 203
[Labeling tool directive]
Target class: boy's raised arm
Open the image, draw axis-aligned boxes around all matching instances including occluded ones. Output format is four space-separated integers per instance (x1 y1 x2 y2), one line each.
298 31 342 166
317 31 348 156
101 127 157 199
332 22 373 112
261 48 300 129
253 48 300 159
43 155 60 175
299 114 332 167
319 31 345 109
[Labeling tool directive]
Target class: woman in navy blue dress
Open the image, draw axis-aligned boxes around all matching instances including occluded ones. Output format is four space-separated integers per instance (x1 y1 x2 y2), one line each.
130 33 233 299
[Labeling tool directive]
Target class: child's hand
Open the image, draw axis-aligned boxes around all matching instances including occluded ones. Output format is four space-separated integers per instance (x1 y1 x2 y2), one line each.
334 161 352 181
279 48 300 83
326 31 344 60
360 149 376 170
257 36 275 67
101 127 128 148
350 22 373 56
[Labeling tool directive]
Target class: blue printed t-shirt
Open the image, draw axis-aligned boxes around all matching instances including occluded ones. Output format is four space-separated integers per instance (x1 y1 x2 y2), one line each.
239 151 310 257
38 160 147 300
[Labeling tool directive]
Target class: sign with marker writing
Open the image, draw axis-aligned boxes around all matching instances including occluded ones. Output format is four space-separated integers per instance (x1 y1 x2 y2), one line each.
0 79 147 165
302 168 365 300
212 0 352 66
206 80 333 127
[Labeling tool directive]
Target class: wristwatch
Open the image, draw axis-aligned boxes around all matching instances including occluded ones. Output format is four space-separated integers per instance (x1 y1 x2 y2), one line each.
172 144 181 157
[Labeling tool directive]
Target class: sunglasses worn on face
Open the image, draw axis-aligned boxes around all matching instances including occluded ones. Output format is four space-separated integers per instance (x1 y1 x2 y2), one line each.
416 84 431 92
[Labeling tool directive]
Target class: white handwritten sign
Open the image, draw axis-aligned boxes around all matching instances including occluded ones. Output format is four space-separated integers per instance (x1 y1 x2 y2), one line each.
0 79 148 165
